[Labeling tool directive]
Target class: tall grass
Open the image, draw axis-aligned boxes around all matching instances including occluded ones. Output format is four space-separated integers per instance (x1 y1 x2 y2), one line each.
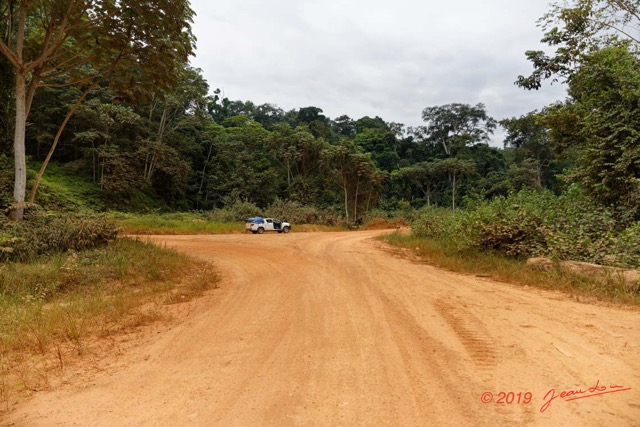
109 212 244 235
110 212 354 234
382 233 640 305
0 238 219 411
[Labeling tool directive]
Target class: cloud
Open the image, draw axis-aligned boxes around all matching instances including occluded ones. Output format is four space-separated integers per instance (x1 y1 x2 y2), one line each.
189 0 567 144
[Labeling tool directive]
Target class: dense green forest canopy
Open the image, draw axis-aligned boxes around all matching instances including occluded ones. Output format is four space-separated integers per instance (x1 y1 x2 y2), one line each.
0 0 639 226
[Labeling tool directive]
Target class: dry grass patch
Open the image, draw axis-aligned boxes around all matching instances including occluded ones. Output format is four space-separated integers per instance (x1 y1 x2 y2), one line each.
0 237 219 413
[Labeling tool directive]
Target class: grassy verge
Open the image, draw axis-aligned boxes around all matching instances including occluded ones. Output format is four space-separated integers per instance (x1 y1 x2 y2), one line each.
381 233 640 306
109 212 353 235
0 238 219 411
109 212 244 234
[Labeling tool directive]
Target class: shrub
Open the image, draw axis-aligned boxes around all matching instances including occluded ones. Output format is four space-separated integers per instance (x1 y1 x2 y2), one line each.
316 206 344 226
609 223 640 268
0 213 117 262
266 199 321 224
412 207 476 251
411 187 640 268
207 200 261 222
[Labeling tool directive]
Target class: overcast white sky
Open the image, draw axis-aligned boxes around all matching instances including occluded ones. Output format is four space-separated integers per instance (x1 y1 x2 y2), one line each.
189 0 567 144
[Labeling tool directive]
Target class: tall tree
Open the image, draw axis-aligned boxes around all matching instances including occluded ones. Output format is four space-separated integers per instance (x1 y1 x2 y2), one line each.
0 0 13 155
331 115 357 137
500 111 557 188
321 140 385 224
202 117 277 208
354 127 400 172
433 158 476 210
398 162 439 206
297 106 332 139
420 103 497 156
0 0 195 219
542 41 640 220
517 0 640 89
139 66 208 186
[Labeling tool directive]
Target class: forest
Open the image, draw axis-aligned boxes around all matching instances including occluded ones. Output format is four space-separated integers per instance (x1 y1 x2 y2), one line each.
1 0 640 267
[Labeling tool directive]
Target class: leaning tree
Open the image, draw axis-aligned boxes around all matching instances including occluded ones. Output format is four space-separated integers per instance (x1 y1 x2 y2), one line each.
0 0 195 219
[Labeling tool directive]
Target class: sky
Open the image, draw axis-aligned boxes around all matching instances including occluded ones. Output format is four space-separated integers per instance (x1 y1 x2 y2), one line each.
188 0 567 145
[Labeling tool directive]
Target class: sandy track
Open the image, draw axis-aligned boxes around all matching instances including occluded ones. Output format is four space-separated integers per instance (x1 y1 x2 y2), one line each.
3 231 639 426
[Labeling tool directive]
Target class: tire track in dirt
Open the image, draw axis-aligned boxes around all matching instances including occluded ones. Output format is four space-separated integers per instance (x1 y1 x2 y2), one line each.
434 299 498 369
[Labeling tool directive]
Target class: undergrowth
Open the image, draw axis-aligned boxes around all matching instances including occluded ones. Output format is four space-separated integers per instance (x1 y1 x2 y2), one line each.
110 211 354 235
412 187 640 269
110 212 244 235
0 212 117 262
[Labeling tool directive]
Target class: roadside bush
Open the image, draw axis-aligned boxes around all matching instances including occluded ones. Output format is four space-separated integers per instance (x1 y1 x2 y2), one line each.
208 200 345 226
607 223 640 268
413 206 477 251
411 186 640 268
362 200 415 224
266 199 321 224
467 191 552 257
207 200 261 222
0 213 117 262
316 206 344 226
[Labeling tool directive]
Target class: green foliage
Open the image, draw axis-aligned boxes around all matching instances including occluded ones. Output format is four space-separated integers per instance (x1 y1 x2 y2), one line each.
610 223 640 268
382 232 639 304
500 111 561 190
0 213 117 262
413 187 640 268
516 0 640 89
412 206 477 250
321 140 387 224
208 200 262 223
109 212 243 234
0 154 13 207
420 103 497 155
266 198 322 224
31 161 107 212
544 42 640 220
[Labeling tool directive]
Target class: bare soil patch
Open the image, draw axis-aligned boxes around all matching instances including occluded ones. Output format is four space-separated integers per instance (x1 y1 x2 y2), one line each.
3 231 639 426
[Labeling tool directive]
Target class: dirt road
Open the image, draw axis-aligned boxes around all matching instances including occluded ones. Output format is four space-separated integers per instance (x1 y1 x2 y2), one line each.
4 231 639 426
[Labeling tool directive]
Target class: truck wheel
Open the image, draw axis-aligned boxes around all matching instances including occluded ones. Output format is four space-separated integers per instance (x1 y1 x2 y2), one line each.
257 227 264 234
283 226 290 233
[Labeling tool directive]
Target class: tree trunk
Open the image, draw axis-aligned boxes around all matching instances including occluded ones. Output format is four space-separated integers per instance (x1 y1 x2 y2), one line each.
9 72 27 221
451 172 457 210
7 5 27 221
442 139 450 156
342 178 349 225
354 177 360 224
197 143 213 208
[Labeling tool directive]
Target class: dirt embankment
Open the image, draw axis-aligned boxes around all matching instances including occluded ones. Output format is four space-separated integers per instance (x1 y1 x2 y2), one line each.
3 231 639 426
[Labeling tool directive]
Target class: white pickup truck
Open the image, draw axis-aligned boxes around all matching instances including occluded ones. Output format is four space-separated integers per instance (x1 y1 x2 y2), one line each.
245 217 291 234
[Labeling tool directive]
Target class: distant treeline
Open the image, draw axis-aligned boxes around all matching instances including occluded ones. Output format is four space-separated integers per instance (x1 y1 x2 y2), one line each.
1 0 639 227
